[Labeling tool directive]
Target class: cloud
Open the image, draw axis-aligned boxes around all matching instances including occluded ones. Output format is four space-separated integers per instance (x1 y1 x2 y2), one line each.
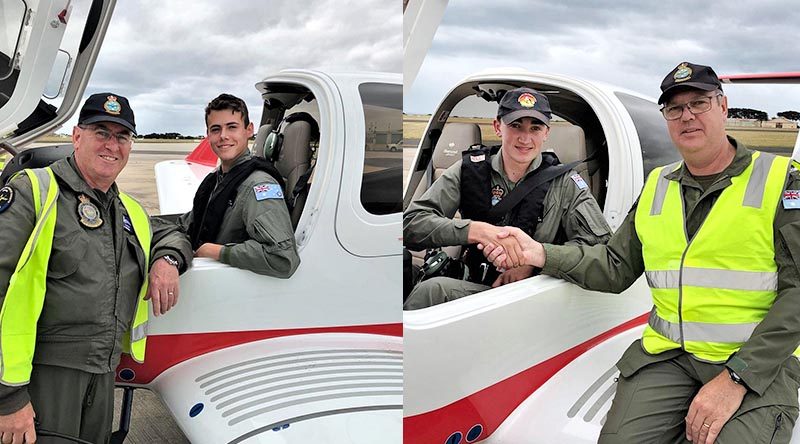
63 0 400 135
407 0 800 117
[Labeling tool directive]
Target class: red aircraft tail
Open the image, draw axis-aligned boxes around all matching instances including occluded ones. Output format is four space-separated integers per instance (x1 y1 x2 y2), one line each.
720 72 800 84
185 138 217 167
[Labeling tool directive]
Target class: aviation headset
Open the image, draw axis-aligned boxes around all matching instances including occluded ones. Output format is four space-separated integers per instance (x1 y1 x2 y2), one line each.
263 112 320 162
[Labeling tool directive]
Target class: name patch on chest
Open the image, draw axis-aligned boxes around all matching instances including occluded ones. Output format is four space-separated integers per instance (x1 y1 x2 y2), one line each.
570 173 589 190
783 190 800 209
254 183 283 201
470 154 485 163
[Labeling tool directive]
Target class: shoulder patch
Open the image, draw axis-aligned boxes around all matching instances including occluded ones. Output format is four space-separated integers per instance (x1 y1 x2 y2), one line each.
0 186 14 213
253 183 283 201
570 173 589 190
783 190 800 209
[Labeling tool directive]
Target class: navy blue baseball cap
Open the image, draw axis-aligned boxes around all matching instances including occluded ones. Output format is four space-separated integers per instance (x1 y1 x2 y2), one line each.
497 87 552 126
78 92 136 134
658 62 723 104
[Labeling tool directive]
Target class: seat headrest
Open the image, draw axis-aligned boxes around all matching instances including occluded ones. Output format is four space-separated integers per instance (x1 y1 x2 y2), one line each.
432 122 482 171
542 125 586 164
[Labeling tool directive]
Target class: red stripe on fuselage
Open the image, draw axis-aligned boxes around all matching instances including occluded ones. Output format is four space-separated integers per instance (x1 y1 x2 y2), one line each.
403 313 648 444
117 323 402 384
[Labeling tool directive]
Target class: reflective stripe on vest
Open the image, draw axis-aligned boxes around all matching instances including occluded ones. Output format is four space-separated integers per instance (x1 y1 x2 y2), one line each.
635 151 792 362
118 192 151 363
0 169 151 385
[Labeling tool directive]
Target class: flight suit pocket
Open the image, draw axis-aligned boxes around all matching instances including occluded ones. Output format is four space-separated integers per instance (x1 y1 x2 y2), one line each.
47 230 89 279
252 207 294 251
575 201 610 238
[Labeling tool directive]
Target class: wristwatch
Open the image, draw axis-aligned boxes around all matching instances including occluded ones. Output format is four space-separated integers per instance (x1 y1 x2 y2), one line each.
727 367 744 386
161 254 179 267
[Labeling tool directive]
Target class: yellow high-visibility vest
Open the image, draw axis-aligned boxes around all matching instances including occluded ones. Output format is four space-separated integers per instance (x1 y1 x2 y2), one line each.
635 151 795 362
0 168 151 385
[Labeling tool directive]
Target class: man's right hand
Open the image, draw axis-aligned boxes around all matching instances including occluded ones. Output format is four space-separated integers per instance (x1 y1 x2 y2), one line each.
468 222 526 267
0 402 36 443
481 226 545 268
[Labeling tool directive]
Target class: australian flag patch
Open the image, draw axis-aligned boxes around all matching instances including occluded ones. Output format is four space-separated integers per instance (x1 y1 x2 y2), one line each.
570 173 589 190
254 183 283 201
783 190 800 209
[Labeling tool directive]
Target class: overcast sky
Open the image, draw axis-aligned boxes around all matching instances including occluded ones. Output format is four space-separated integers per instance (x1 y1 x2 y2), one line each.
406 0 800 118
63 0 401 135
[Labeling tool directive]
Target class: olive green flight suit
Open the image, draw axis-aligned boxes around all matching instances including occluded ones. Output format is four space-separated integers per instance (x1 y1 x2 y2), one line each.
543 139 800 443
404 150 611 310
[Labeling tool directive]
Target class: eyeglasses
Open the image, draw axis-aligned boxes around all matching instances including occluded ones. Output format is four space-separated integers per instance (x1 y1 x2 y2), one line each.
660 93 723 121
79 125 134 146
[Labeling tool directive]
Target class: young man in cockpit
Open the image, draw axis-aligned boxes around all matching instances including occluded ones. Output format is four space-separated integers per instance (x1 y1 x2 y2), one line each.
403 87 610 309
178 93 300 277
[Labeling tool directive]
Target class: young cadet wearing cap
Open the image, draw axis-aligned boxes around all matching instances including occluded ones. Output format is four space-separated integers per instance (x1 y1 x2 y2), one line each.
176 93 300 277
403 87 610 310
0 93 192 443
482 62 800 444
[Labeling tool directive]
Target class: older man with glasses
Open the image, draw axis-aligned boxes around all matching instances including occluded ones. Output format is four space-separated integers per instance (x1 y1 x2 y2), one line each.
0 93 191 443
480 62 800 444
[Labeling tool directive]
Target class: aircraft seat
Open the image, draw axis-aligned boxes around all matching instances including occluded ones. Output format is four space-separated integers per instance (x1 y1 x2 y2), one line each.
409 122 483 268
432 122 482 180
274 118 315 228
542 124 599 198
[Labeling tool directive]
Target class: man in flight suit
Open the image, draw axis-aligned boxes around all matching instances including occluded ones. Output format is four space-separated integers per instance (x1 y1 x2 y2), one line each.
0 93 191 443
483 62 800 444
403 87 610 310
179 93 300 277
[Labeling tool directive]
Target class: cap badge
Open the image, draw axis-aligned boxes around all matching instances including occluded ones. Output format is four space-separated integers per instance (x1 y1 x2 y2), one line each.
518 92 537 108
78 194 103 229
104 95 122 115
674 63 692 83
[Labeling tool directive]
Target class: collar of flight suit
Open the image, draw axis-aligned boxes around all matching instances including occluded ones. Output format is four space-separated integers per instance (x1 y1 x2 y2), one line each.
217 149 254 178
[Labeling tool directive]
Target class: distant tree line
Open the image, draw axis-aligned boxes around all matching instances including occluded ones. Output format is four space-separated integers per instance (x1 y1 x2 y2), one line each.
728 108 800 122
777 111 800 121
728 108 769 121
138 132 200 140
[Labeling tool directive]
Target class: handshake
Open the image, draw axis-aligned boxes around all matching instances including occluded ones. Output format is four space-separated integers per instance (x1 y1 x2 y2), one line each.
470 222 547 270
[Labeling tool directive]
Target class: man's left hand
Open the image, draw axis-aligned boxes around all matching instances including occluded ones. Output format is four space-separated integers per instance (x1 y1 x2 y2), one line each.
492 265 535 288
145 258 180 316
195 243 223 260
685 370 747 444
